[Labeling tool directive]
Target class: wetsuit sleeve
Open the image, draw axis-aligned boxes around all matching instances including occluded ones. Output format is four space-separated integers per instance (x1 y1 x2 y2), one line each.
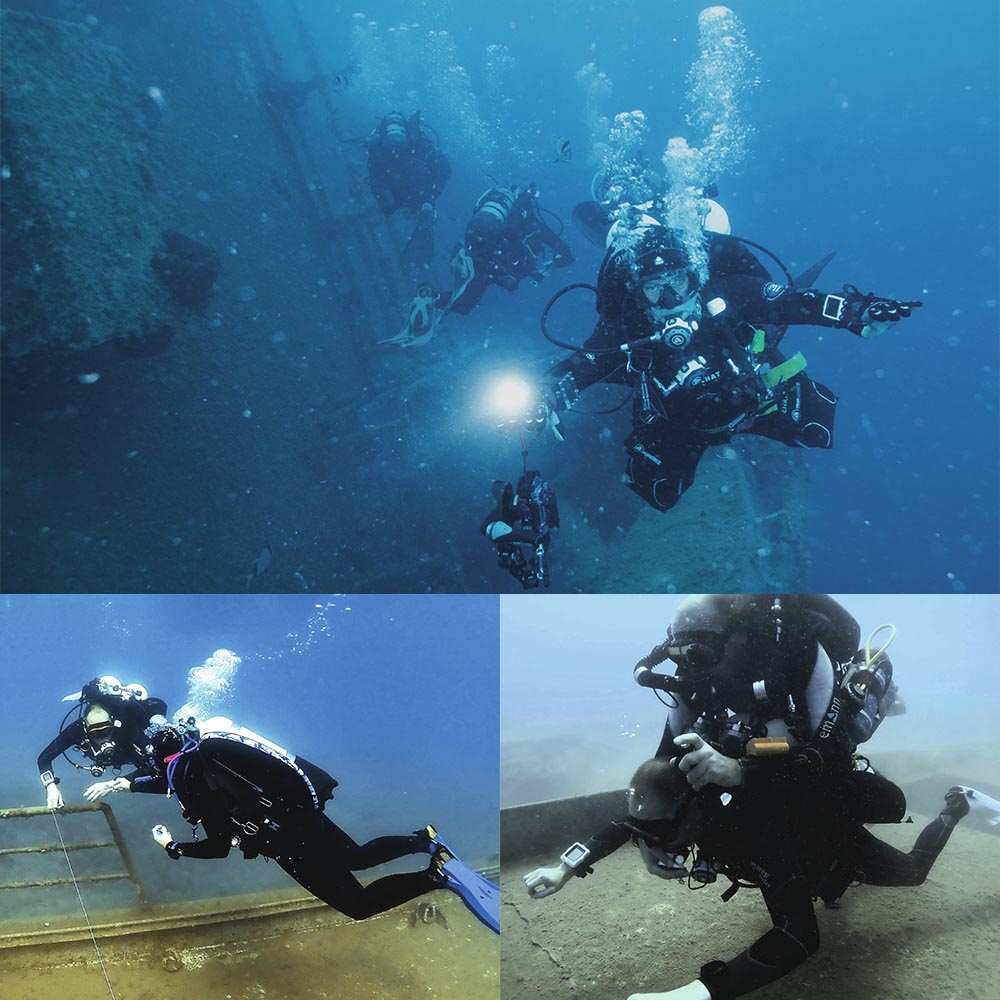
37 721 85 774
129 773 169 794
532 205 574 265
719 276 870 333
168 827 232 860
544 322 628 392
577 818 632 869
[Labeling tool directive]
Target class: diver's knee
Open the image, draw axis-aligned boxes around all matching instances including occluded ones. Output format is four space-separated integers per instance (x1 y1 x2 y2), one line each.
624 476 682 512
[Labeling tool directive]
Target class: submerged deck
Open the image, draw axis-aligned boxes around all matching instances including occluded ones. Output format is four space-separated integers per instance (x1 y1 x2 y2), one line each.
500 788 1000 1000
1 804 499 999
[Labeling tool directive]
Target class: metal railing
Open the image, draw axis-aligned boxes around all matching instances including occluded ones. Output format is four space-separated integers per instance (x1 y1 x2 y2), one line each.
0 803 149 909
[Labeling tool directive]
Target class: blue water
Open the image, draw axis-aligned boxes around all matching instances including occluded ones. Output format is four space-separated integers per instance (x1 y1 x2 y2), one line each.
1 0 996 592
1 594 499 904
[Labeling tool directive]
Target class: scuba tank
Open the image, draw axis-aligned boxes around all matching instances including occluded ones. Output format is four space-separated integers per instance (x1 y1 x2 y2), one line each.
467 186 517 247
840 626 898 746
379 111 408 150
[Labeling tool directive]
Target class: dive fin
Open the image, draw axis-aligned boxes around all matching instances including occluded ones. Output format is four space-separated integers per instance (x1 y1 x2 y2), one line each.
571 200 613 250
428 827 500 934
952 785 1000 826
792 250 837 289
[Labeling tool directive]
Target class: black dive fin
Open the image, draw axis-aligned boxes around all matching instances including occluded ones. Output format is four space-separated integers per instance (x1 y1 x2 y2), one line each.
792 250 837 289
571 201 613 250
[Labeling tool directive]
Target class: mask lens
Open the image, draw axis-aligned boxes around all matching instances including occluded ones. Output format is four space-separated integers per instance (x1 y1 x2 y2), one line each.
642 269 688 303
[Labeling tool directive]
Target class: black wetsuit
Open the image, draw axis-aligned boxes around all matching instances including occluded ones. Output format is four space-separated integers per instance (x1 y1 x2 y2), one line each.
132 745 438 921
367 116 451 218
686 785 963 999
646 594 907 827
547 239 868 511
448 188 574 316
571 595 942 998
574 772 958 999
479 473 559 589
37 697 168 777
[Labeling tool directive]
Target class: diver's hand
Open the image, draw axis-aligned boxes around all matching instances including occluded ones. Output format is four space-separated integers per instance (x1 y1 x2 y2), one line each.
522 862 572 899
843 291 917 337
674 734 743 791
627 979 712 1000
859 300 911 339
152 824 174 848
46 783 65 810
84 777 131 801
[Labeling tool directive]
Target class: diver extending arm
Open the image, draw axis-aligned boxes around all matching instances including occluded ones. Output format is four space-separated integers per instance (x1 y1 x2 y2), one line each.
723 276 920 337
523 822 632 899
37 721 85 778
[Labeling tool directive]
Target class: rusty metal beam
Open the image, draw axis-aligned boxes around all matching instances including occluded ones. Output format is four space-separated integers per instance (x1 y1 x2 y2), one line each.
0 872 131 891
0 804 107 819
0 840 115 856
97 801 149 909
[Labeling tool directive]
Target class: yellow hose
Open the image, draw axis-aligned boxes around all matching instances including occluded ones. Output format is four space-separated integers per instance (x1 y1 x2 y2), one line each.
865 623 896 668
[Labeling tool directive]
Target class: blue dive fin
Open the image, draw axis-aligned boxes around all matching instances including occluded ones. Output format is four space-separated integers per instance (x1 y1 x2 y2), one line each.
429 829 500 934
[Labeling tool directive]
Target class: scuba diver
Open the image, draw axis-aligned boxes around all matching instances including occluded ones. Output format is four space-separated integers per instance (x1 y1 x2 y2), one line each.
37 675 168 810
534 213 920 511
526 594 912 912
367 111 451 267
480 469 560 589
389 183 574 346
124 717 499 932
523 753 976 1000
632 595 910 849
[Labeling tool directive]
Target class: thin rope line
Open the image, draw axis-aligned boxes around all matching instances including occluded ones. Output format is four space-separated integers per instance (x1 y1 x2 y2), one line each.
51 811 117 1000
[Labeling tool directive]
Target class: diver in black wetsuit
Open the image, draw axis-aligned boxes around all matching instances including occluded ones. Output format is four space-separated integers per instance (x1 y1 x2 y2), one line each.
36 675 168 810
538 216 919 511
367 111 451 267
392 183 574 345
520 595 975 998
523 755 971 1000
131 720 444 921
480 470 560 589
634 594 908 835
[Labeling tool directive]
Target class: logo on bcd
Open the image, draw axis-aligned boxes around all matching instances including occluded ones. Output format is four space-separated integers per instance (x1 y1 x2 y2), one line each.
819 696 842 739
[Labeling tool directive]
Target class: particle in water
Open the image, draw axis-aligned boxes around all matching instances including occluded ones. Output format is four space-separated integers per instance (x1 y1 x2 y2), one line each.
242 409 252 418
77 372 101 384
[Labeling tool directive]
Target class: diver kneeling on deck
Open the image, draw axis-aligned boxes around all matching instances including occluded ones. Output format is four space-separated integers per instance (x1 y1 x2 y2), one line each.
120 717 499 931
524 752 975 1000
